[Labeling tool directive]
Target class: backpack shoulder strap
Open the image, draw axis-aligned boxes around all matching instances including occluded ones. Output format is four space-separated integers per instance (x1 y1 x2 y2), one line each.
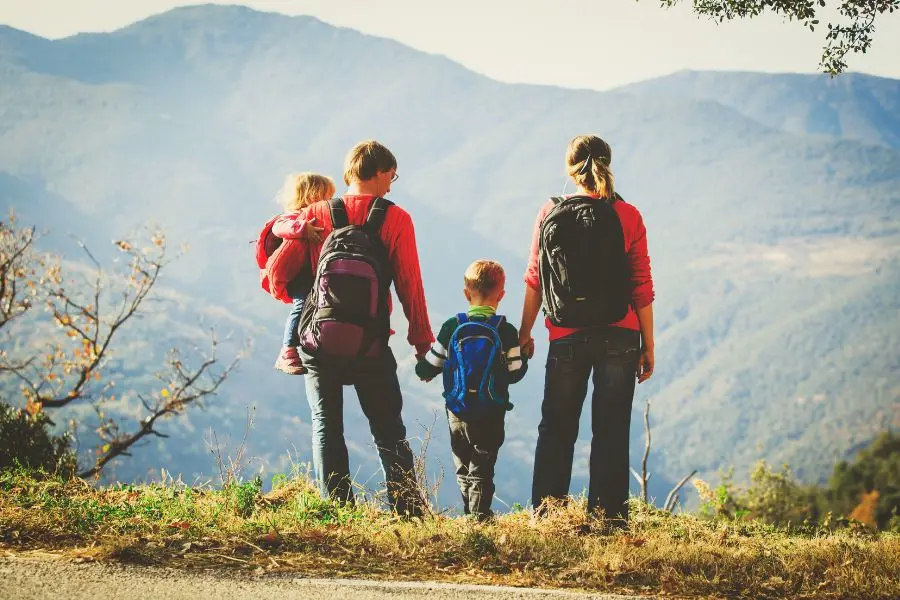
456 312 469 325
329 198 349 229
487 315 505 329
550 195 589 209
363 197 394 234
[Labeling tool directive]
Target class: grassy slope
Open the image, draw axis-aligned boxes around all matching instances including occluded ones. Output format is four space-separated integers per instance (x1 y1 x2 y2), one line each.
1 471 898 599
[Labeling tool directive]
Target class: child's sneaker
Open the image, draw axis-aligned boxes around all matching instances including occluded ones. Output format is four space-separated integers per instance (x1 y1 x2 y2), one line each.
274 346 306 375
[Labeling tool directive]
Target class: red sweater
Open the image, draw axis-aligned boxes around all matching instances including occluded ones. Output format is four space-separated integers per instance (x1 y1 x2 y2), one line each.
268 195 434 353
524 195 655 341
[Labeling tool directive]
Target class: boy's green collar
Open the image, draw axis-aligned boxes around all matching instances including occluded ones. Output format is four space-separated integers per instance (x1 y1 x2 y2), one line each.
467 305 496 318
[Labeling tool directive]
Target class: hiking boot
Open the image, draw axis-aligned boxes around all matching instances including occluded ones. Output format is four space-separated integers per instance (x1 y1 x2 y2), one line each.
274 346 306 375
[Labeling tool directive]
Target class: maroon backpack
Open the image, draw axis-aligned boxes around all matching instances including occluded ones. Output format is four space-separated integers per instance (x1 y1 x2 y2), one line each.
297 197 393 358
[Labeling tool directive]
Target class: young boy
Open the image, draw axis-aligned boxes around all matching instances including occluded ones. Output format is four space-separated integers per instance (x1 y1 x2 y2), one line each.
416 259 528 520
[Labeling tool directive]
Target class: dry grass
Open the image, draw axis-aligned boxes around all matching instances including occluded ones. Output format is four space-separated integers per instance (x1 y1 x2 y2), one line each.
1 470 898 599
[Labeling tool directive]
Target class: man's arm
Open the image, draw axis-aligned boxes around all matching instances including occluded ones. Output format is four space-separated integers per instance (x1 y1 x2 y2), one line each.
388 209 434 357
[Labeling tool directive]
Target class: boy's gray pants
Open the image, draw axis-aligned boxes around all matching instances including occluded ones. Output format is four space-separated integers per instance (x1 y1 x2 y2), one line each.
446 408 505 519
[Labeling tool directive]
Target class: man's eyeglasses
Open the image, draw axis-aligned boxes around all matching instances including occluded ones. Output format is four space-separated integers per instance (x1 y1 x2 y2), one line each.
391 172 399 183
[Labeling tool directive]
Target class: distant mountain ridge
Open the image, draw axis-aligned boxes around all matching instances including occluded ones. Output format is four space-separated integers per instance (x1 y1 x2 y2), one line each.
621 70 900 149
0 5 897 506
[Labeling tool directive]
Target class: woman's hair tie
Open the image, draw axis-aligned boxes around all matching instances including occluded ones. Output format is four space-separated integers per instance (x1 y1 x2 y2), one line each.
578 153 592 174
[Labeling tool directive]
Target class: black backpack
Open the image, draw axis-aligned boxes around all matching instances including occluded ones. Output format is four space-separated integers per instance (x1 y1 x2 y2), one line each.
297 197 394 358
538 194 631 328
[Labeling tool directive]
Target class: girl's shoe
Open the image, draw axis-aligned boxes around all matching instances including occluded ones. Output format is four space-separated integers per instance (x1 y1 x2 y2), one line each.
274 346 306 375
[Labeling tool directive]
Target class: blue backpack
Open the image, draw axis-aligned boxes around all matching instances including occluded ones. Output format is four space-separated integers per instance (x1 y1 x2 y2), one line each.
443 313 508 416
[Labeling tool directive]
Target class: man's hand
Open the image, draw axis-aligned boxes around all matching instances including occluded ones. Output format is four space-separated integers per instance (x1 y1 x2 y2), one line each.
415 342 431 362
302 218 325 244
519 331 535 360
637 346 654 383
419 375 436 383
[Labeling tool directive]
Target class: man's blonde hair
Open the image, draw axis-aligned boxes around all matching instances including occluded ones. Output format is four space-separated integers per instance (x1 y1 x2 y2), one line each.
343 140 397 185
279 172 335 212
464 259 506 297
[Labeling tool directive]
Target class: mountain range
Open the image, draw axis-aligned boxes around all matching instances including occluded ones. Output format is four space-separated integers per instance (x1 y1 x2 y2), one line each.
1 4 897 507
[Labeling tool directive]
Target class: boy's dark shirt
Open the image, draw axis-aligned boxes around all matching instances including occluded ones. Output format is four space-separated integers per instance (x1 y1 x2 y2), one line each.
415 310 528 405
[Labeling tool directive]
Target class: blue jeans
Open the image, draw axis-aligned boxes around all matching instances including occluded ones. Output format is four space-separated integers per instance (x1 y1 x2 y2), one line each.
282 295 305 347
531 327 640 522
299 347 421 516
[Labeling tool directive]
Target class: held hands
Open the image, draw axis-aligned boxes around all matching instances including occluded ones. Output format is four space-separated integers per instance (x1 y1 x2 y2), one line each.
637 346 654 383
519 331 535 360
414 343 435 382
414 342 431 362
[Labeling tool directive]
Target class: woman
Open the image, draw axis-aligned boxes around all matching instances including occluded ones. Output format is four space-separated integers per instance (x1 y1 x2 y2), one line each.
519 134 655 526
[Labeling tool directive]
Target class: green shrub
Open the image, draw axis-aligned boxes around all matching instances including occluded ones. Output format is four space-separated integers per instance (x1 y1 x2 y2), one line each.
228 475 262 518
0 401 77 477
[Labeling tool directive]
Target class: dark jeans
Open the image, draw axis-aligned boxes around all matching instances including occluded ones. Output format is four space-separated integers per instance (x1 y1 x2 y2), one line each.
282 295 306 347
299 347 420 515
532 327 640 522
447 409 505 520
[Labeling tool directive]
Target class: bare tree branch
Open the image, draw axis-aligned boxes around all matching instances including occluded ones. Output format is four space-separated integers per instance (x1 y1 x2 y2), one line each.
29 235 164 409
79 332 241 479
640 400 651 503
2 219 241 479
665 469 698 512
630 400 653 504
0 213 41 333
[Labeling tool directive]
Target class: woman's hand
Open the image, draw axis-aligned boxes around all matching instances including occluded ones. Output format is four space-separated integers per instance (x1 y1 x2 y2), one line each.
635 303 655 383
637 346 654 383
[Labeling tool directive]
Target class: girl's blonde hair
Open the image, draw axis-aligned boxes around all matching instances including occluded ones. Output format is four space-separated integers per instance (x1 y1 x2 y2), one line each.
278 172 336 212
566 135 615 198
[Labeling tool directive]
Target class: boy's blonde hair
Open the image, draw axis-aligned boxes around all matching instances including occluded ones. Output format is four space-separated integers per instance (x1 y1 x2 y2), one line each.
464 259 506 297
279 172 335 212
343 140 397 185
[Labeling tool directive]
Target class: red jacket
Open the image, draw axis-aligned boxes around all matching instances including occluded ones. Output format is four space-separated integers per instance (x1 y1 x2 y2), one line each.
524 195 654 341
267 195 434 354
258 210 310 299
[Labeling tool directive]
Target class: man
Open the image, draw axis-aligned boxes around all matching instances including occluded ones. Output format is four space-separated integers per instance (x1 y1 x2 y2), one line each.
277 140 433 515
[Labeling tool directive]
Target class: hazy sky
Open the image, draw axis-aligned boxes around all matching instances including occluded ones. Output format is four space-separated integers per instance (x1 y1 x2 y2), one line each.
2 0 899 90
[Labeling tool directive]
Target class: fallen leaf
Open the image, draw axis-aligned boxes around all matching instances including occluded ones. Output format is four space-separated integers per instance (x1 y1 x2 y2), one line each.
259 530 279 547
168 521 191 530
